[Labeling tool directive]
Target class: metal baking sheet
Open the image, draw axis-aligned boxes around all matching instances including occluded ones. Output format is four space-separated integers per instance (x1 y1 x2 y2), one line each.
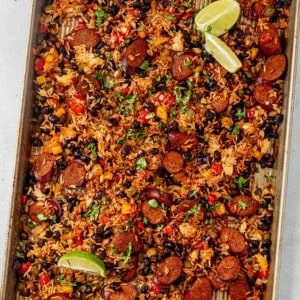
1 0 299 299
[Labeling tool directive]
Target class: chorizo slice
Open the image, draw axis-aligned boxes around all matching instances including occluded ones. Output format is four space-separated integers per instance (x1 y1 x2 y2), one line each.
142 200 165 225
112 232 142 254
220 227 247 253
168 131 198 151
258 54 287 84
47 293 76 300
73 75 101 94
163 151 184 174
257 22 282 57
104 284 137 300
62 161 86 188
208 271 227 290
176 200 198 213
254 84 279 111
211 91 229 113
123 38 148 68
28 201 57 223
144 187 173 207
155 256 183 285
190 277 213 300
217 256 241 281
226 195 259 217
171 52 197 80
228 275 251 300
33 153 55 183
67 28 100 48
121 257 138 282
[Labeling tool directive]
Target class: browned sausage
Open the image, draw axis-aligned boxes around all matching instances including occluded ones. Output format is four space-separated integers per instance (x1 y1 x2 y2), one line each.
168 131 198 151
73 75 101 94
155 256 183 284
252 2 266 19
67 28 100 48
190 277 213 300
226 195 259 217
163 151 184 173
62 161 86 188
28 201 57 223
104 284 137 300
112 232 142 254
142 200 165 225
211 91 229 113
123 38 148 68
220 227 247 253
47 293 76 300
228 275 251 300
176 200 197 213
144 187 173 207
217 256 241 281
171 52 197 80
121 257 138 282
208 271 227 290
254 84 279 111
257 54 287 84
33 153 55 183
257 22 282 57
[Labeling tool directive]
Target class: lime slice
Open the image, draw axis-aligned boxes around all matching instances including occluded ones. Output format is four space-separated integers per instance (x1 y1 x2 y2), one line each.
195 0 241 36
57 251 106 277
204 32 242 73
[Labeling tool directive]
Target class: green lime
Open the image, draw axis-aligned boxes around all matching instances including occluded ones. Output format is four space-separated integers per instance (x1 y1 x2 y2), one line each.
204 32 242 73
195 0 241 36
57 251 106 277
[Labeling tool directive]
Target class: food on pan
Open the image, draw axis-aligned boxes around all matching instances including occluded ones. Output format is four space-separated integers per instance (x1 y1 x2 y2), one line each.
13 0 292 299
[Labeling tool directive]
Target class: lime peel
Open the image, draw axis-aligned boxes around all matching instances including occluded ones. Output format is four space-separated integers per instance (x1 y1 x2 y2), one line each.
58 251 106 277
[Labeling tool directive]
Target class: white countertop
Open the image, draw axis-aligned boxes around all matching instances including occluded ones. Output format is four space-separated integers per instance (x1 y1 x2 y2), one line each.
0 1 299 299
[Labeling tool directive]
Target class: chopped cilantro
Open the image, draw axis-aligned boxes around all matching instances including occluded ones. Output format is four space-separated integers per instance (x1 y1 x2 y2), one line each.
231 125 240 137
165 14 175 21
140 60 150 71
156 224 164 231
56 276 77 286
83 202 100 221
121 243 132 264
37 214 47 221
95 9 109 26
265 174 274 182
86 142 98 159
148 199 159 208
183 60 192 67
234 108 246 121
136 157 147 171
233 176 247 189
142 217 148 224
184 204 201 222
238 200 249 210
117 127 147 144
28 221 35 229
181 0 192 8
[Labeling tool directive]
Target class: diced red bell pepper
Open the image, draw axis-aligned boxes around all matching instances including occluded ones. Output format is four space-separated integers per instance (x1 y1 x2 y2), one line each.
17 261 31 275
99 157 106 167
210 163 223 174
135 221 145 233
257 269 269 279
182 12 192 20
21 195 28 205
162 225 174 235
247 109 255 119
128 8 140 18
39 272 51 285
121 86 130 96
39 23 47 34
73 235 84 246
110 32 126 44
86 3 96 10
207 193 218 205
73 93 85 100
67 99 85 115
139 108 150 124
158 92 175 105
185 291 191 300
121 214 130 222
34 58 45 73
151 282 161 295
195 242 206 250
100 215 110 224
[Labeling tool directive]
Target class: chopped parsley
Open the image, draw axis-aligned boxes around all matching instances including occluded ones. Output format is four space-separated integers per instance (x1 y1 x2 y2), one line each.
165 14 175 21
184 204 201 222
117 127 147 144
56 276 77 286
181 0 192 8
140 60 150 71
95 9 109 26
183 60 192 67
121 243 132 264
233 176 247 189
156 224 164 231
83 202 100 221
235 108 246 120
136 157 147 171
238 200 249 210
86 142 98 160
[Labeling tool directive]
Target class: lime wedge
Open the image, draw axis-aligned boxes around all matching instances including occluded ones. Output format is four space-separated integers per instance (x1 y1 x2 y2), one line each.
195 0 241 36
204 32 242 73
57 251 106 277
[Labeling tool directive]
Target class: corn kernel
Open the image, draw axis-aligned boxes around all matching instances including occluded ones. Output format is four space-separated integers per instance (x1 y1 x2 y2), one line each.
138 30 147 39
45 53 55 63
57 285 73 293
36 75 46 85
250 48 259 61
101 172 113 181
147 247 157 257
255 253 268 270
156 105 168 122
51 143 63 155
54 107 66 118
122 202 132 214
61 127 77 140
215 203 226 216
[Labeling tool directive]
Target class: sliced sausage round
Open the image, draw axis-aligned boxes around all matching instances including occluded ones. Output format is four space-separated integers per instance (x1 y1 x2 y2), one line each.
208 271 227 290
144 187 173 207
228 276 251 300
252 2 266 19
258 54 287 84
163 151 184 174
226 195 259 217
254 84 279 111
155 256 183 284
176 200 198 213
33 153 55 183
123 38 148 68
190 277 213 300
168 131 198 151
112 232 142 254
220 227 247 253
104 284 137 300
28 201 56 223
217 256 241 281
67 28 100 48
73 75 101 94
62 161 86 188
257 22 282 57
171 52 197 80
47 293 76 300
211 92 229 113
142 200 165 225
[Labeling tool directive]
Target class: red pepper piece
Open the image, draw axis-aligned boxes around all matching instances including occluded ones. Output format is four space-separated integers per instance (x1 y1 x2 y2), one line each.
39 272 51 285
34 58 45 73
207 193 218 205
17 261 31 275
210 163 223 174
67 99 85 115
247 109 255 119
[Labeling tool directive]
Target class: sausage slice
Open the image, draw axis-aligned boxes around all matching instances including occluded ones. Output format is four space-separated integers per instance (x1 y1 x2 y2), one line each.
258 54 287 84
47 293 76 300
142 200 165 225
257 22 282 57
33 153 55 183
176 200 198 213
171 52 197 80
123 38 148 68
62 161 86 188
73 75 101 94
155 256 183 284
211 91 229 113
168 131 198 151
112 232 142 254
228 275 251 300
226 195 259 217
28 201 57 223
104 284 137 300
67 28 100 48
254 84 279 111
190 278 213 300
163 151 184 173
217 256 241 281
220 227 247 253
144 187 173 207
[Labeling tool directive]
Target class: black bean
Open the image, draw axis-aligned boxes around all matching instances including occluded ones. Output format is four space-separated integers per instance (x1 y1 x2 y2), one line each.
248 277 256 286
259 201 268 209
48 114 58 124
258 223 271 231
99 249 106 260
191 40 201 48
206 80 219 91
143 101 155 111
118 191 127 198
150 148 159 155
142 257 151 266
107 4 120 16
261 216 273 226
32 137 43 147
261 249 271 261
214 150 221 161
249 245 259 256
125 169 135 176
58 114 67 124
41 106 54 115
19 231 28 240
122 145 131 156
140 266 152 276
104 262 115 270
196 151 210 165
262 239 272 249
53 231 61 240
141 285 148 293
110 282 121 291
205 110 215 121
132 120 141 130
103 227 114 239
48 34 57 43
260 154 275 168
163 240 175 250
90 244 98 253
80 155 90 163
108 118 119 126
273 114 284 124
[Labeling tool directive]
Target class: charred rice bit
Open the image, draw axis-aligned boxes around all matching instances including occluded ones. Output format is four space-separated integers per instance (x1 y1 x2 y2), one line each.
14 0 291 299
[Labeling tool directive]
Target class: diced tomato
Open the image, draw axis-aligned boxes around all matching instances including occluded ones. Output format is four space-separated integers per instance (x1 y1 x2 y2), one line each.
138 170 148 179
100 215 110 224
39 272 51 285
21 195 28 205
73 93 85 100
151 282 161 295
182 12 192 20
99 157 106 167
121 86 130 96
207 193 218 205
195 242 206 250
158 92 175 105
210 163 223 174
185 291 191 300
256 269 269 279
121 214 130 222
39 23 47 34
162 225 174 235
67 99 85 115
139 108 150 124
135 221 145 233
247 108 255 119
17 261 31 275
34 58 45 73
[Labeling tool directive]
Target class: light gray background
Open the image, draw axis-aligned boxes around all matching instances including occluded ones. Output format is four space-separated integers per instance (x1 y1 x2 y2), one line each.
0 1 299 299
